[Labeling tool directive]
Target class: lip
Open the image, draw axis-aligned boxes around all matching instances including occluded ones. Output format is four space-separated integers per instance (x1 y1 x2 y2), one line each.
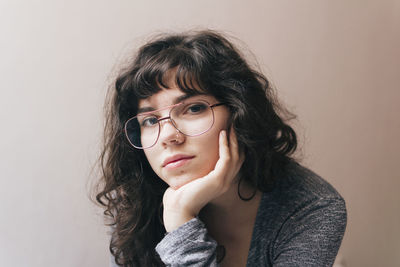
162 154 195 168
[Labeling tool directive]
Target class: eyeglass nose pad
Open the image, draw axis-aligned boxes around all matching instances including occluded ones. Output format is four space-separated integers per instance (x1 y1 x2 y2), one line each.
159 116 175 129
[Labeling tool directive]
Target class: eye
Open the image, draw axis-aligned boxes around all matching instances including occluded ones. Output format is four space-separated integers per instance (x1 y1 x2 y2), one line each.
185 102 208 114
140 116 158 127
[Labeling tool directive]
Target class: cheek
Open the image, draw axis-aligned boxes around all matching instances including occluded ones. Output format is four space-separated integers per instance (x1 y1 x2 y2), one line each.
194 109 229 164
194 128 222 169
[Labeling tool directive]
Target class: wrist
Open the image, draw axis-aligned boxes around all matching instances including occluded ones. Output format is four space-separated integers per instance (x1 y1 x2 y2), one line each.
163 210 195 233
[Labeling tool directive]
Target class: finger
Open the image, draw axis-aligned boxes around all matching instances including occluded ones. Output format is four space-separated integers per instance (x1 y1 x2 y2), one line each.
228 127 239 160
219 129 230 163
212 130 230 177
229 127 244 165
228 128 245 174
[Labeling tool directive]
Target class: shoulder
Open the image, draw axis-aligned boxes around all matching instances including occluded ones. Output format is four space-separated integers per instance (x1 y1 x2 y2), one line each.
262 160 347 225
248 161 347 265
254 161 347 236
268 160 345 207
257 160 347 221
255 160 347 234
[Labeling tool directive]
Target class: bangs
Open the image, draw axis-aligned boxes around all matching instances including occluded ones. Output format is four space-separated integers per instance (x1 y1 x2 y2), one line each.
131 48 208 99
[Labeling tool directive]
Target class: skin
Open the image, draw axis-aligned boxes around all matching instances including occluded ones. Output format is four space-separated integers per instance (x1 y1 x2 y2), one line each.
139 86 245 232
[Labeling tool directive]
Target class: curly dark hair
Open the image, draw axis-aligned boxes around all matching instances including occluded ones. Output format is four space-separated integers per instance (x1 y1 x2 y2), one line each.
95 29 298 266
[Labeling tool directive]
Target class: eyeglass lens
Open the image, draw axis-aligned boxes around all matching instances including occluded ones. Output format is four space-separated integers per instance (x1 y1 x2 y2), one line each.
125 101 215 149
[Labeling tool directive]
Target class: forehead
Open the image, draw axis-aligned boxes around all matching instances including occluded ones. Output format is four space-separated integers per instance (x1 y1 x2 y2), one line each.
138 88 182 108
138 87 216 109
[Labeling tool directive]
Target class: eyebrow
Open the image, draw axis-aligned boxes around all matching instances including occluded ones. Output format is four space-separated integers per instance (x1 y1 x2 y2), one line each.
136 93 205 114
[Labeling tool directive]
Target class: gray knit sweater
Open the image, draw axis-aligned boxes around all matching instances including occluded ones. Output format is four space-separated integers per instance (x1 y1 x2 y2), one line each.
154 162 347 266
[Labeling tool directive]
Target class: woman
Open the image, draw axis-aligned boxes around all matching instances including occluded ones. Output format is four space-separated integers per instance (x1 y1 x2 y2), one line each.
96 30 347 266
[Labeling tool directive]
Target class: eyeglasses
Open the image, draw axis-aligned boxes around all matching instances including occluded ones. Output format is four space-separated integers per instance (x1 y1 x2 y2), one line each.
124 100 225 149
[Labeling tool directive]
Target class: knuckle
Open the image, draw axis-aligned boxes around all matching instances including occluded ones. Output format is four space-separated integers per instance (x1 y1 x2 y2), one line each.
224 154 231 162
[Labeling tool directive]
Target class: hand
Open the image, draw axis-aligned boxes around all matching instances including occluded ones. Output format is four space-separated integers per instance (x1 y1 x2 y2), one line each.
162 127 244 232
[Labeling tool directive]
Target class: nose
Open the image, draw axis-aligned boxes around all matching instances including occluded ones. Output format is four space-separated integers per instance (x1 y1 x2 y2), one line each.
158 118 185 146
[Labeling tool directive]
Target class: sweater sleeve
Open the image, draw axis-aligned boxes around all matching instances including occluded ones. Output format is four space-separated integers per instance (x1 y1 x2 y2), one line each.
155 217 218 267
272 197 347 267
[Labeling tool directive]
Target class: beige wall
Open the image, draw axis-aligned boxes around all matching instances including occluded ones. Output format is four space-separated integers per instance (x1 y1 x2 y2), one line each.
1 0 399 266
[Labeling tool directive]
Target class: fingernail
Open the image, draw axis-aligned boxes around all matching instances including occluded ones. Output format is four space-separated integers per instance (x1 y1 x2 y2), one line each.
221 130 226 138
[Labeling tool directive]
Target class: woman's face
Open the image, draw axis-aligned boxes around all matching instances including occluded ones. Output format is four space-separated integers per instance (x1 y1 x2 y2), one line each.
138 86 230 190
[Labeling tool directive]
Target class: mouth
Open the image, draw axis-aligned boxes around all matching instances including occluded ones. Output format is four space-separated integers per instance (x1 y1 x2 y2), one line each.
162 154 195 169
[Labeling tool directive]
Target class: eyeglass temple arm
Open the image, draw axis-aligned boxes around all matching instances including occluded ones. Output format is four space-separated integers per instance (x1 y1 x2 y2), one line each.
210 103 226 108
